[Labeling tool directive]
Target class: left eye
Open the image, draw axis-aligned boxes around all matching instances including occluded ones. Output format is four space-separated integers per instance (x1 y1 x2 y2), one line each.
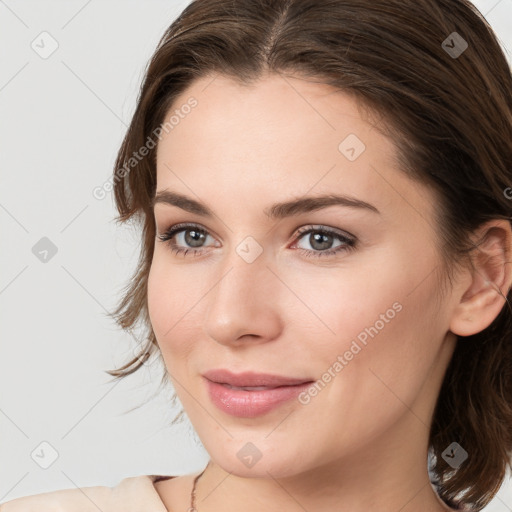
156 223 357 258
292 226 356 256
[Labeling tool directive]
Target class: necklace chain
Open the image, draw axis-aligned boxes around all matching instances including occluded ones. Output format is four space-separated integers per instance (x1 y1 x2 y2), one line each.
188 461 453 512
189 461 209 511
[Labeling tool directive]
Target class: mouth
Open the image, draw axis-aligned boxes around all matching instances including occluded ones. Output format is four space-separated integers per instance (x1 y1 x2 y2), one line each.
202 368 314 388
220 384 287 391
202 369 315 418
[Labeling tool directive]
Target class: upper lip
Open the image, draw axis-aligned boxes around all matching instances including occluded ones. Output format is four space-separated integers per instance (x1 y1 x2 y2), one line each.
203 369 314 387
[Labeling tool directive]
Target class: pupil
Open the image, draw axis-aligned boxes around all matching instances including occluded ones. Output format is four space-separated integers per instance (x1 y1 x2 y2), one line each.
311 232 332 250
185 229 205 247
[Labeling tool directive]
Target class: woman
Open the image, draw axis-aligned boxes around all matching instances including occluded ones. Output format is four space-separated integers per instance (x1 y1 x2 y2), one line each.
2 0 511 510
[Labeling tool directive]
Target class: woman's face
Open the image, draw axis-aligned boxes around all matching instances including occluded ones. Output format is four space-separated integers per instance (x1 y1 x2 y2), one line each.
148 73 459 478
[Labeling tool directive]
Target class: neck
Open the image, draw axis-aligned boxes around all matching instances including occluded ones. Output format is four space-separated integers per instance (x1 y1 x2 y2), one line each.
192 413 455 512
195 457 452 512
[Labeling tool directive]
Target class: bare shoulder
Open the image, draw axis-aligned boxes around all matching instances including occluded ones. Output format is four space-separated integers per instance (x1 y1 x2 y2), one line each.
0 483 112 512
0 475 163 512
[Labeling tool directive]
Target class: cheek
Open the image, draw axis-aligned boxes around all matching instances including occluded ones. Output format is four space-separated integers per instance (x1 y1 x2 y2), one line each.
293 264 404 357
147 259 170 337
321 262 444 412
147 256 196 353
297 267 443 455
307 248 443 390
323 242 442 351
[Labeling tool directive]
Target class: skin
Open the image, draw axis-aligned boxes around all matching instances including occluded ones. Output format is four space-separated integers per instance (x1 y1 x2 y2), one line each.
148 72 512 512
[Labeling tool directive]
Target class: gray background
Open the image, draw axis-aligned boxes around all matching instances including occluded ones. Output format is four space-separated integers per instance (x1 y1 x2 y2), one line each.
1 0 511 509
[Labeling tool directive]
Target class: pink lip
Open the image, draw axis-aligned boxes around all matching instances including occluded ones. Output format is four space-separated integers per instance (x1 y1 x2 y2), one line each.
202 369 314 418
202 369 312 387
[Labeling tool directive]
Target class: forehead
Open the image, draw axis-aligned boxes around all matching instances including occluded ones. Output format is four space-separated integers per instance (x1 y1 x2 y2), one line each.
158 72 386 157
154 73 436 230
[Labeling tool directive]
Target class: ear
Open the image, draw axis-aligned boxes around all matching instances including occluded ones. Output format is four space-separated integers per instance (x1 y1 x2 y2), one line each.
449 219 512 337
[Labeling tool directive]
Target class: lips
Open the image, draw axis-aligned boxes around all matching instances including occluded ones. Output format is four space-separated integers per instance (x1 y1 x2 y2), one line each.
203 370 316 417
202 369 314 389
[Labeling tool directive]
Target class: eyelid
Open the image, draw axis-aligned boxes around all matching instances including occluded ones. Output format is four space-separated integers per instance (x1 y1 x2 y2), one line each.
156 221 220 242
292 224 356 242
157 221 357 259
156 222 354 244
157 222 218 245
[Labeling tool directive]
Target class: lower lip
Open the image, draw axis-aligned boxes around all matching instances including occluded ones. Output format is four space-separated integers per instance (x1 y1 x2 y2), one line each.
204 378 313 418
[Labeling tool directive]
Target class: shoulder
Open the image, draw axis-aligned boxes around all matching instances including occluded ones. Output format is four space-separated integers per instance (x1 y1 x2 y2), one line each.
0 475 171 512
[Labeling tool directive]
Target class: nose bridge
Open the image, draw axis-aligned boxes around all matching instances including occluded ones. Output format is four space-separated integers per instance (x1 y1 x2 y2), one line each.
212 241 271 313
214 235 269 303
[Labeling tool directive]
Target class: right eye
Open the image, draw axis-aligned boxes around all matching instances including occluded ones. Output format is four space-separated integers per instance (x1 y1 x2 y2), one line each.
157 222 219 256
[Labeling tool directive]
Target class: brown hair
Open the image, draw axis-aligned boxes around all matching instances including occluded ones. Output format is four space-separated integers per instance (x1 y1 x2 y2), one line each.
105 0 512 509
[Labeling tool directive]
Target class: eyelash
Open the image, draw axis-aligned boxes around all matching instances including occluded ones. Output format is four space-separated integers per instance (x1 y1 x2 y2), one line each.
156 222 357 259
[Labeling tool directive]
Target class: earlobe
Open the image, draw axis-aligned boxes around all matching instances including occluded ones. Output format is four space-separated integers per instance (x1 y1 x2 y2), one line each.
449 219 512 338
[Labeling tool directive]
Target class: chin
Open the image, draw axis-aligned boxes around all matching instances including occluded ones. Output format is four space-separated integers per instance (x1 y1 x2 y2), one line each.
204 438 312 480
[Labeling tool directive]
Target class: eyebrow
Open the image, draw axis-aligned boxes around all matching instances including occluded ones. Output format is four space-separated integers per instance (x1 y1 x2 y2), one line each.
152 190 380 218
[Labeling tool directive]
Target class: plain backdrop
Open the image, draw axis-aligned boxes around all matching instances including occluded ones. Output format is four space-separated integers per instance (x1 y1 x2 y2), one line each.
1 0 511 509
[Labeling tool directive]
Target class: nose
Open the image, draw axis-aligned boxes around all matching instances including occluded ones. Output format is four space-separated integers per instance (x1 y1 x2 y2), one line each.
203 249 283 346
